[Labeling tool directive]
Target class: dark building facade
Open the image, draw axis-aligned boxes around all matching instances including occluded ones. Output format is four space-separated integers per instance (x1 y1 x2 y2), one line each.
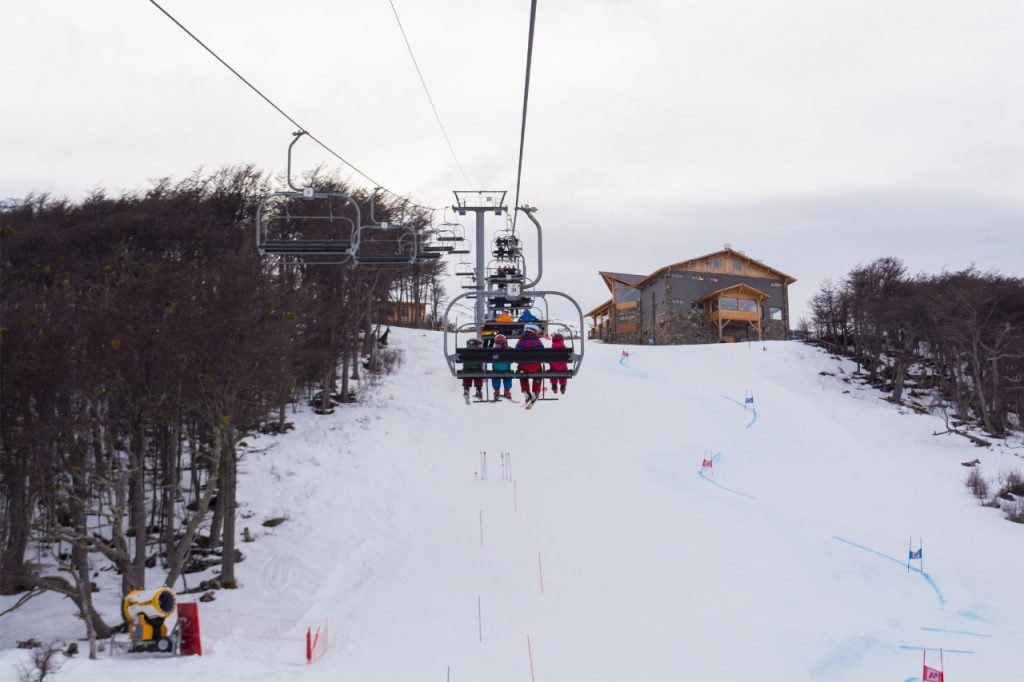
586 247 796 344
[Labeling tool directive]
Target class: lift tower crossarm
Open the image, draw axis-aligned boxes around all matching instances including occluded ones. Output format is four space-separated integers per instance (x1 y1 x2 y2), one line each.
452 190 506 335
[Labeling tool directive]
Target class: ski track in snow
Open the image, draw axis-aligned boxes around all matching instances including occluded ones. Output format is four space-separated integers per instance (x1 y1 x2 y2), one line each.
721 394 758 428
831 536 945 606
697 452 759 500
920 626 992 638
898 644 975 655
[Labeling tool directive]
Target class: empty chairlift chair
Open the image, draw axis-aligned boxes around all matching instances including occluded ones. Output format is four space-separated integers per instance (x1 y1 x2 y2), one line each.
256 132 360 263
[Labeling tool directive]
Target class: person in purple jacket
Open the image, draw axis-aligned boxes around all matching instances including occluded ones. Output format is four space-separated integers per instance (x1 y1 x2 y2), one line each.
548 332 570 394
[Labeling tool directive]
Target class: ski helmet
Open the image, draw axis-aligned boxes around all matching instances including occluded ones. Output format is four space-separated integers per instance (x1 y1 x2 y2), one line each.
466 337 482 347
494 334 508 346
552 332 564 341
524 324 540 335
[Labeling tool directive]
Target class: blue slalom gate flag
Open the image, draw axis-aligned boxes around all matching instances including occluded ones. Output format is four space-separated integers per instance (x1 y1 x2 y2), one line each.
909 548 923 560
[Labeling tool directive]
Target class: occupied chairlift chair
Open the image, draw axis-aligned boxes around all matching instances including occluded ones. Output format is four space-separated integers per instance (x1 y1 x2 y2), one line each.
256 131 360 263
444 203 585 382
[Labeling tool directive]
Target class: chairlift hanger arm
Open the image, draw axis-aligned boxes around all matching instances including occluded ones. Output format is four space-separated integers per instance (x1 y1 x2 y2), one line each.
516 205 542 288
287 130 308 193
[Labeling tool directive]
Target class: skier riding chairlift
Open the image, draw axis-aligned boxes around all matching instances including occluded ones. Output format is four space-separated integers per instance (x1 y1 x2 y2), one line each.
491 334 513 400
549 332 570 395
516 324 545 403
461 338 484 401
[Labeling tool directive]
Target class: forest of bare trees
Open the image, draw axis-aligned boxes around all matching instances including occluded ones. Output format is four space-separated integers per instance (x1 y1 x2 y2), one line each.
807 257 1024 438
0 166 447 648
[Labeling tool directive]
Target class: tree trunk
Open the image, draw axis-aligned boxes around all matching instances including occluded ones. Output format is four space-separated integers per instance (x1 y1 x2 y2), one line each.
164 423 223 589
207 495 224 552
162 418 180 567
340 341 352 402
219 438 238 587
69 442 114 642
0 459 32 594
970 337 996 434
70 487 113 641
127 417 148 591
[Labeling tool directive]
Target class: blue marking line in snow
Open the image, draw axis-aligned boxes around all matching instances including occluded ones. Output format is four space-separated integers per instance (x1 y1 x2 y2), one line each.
698 452 758 500
903 677 919 682
615 358 649 379
920 626 992 638
831 536 945 606
721 395 757 428
899 644 975 655
957 609 993 624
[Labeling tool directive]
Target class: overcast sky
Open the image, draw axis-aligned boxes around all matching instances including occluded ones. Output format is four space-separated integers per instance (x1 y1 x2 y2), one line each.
4 0 1023 324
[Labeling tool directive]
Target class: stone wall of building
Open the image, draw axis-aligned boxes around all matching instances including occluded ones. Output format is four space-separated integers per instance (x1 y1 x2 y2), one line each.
764 319 787 340
655 310 721 344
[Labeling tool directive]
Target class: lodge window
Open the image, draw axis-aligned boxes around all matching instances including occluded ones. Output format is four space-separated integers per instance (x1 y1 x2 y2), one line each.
732 261 743 272
614 286 640 303
770 282 782 288
767 307 783 320
711 258 722 269
719 297 738 311
738 299 758 312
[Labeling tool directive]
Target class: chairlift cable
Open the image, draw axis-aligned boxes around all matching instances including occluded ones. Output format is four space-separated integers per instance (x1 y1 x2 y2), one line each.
511 0 538 231
147 0 436 212
387 0 475 189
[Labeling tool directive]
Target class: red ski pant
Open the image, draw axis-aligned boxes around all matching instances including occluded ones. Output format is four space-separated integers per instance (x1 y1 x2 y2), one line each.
550 378 567 391
462 378 483 389
519 376 542 393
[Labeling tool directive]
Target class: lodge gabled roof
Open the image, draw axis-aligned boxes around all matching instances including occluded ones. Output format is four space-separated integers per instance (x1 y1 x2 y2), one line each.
635 248 796 288
598 271 646 293
701 282 771 301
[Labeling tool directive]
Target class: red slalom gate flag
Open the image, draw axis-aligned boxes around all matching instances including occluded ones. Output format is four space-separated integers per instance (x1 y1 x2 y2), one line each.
922 649 944 682
701 456 713 469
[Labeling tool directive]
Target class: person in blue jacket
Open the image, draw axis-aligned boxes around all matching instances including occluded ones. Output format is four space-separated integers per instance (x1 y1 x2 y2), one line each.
490 334 513 400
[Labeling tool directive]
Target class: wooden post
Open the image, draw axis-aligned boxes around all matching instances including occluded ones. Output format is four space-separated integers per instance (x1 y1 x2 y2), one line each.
527 635 536 682
538 553 544 593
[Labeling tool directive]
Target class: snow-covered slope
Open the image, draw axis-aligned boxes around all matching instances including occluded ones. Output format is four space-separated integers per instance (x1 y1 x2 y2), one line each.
3 329 1023 681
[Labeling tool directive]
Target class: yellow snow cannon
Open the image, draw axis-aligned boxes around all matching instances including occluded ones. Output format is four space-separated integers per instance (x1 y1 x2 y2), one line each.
122 586 179 653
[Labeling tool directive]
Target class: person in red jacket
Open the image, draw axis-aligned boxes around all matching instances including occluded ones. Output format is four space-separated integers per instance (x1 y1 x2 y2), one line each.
515 324 544 401
548 332 570 394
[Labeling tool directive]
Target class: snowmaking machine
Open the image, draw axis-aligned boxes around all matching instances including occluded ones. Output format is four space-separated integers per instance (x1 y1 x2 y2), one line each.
122 586 179 653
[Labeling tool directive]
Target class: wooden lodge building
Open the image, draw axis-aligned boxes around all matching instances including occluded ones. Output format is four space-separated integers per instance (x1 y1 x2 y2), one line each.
586 246 796 344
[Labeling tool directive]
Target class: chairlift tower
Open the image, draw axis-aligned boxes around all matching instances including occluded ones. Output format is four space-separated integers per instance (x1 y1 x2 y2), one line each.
453 190 506 334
